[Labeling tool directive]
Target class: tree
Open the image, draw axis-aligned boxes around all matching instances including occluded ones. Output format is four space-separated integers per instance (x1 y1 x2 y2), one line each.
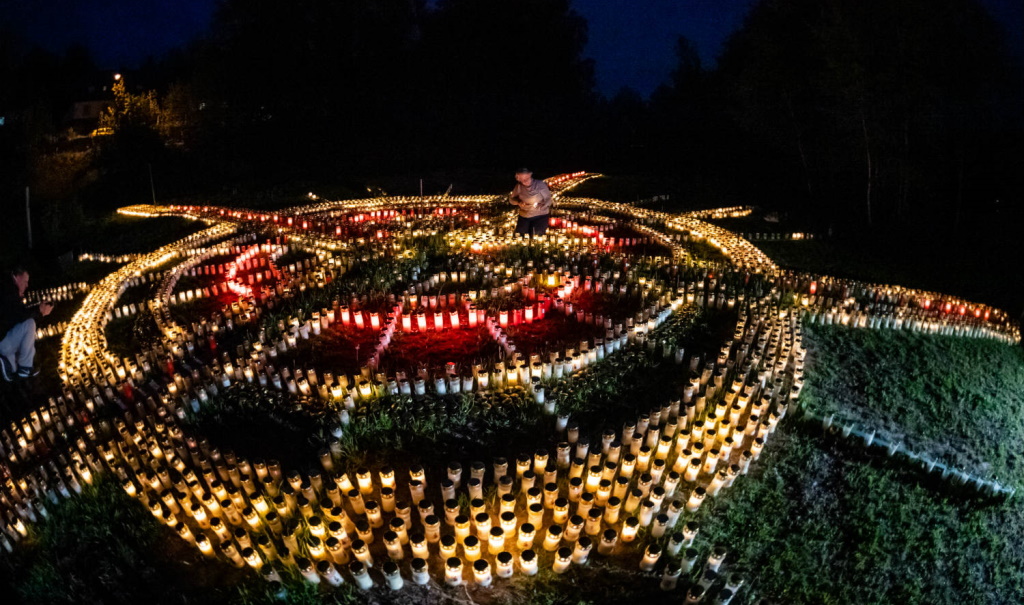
712 0 1020 230
100 78 160 133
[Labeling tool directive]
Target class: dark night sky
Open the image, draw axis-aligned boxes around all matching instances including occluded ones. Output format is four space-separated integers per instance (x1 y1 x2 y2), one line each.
3 0 1022 98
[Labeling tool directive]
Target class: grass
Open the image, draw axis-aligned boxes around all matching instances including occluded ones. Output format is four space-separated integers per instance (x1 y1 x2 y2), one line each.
689 425 1024 605
0 477 242 604
800 324 1024 482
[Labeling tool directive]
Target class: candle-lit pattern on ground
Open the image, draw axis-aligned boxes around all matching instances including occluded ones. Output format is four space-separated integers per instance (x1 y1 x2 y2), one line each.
0 172 1018 603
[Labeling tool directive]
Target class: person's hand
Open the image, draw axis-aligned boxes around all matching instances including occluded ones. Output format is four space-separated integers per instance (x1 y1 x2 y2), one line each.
39 302 54 317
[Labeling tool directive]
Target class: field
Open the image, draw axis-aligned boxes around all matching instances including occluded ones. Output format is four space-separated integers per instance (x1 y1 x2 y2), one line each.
0 175 1020 605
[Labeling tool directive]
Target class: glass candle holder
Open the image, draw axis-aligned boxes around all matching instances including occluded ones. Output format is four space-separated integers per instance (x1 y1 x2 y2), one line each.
468 478 484 501
578 492 595 518
666 531 685 557
411 557 430 585
707 545 727 572
326 537 348 565
441 479 457 502
410 532 429 559
572 536 593 564
527 503 544 527
351 539 374 567
589 518 616 553
564 514 584 542
544 482 559 508
384 531 404 560
525 487 542 508
495 551 514 578
463 535 481 561
318 560 345 587
454 515 471 543
640 543 662 572
638 499 657 527
473 559 492 587
543 525 562 552
553 547 573 574
621 517 639 543
444 499 460 525
368 501 385 532
568 477 584 502
424 514 441 543
519 549 538 576
596 480 613 506
348 560 372 589
517 523 536 550
445 557 463 586
477 513 493 540
440 535 457 559
585 508 603 536
679 520 699 547
660 561 682 591
570 457 586 480
387 515 407 544
686 487 706 512
584 465 602 493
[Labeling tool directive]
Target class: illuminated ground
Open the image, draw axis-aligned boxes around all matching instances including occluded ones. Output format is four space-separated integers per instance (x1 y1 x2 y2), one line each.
0 173 1019 604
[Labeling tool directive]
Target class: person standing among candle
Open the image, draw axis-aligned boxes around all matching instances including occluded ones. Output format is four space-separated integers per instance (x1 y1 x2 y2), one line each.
0 265 52 380
510 168 553 237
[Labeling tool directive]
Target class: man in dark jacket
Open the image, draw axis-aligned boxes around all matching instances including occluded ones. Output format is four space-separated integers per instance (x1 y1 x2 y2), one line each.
0 266 52 381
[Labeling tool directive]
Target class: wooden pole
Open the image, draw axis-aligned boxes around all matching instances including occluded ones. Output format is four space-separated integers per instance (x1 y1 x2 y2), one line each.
25 186 32 249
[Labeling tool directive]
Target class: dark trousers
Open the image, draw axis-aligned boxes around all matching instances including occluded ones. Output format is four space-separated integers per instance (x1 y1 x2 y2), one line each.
515 214 550 237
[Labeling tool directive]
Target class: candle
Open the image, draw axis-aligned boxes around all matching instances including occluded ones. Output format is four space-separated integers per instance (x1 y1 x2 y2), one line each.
318 560 345 587
496 551 514 578
543 525 563 552
553 547 573 574
572 536 593 564
585 508 603 536
639 543 662 572
472 559 492 586
410 532 429 559
707 545 727 572
384 531 404 559
297 557 320 584
519 549 538 575
440 535 457 559
463 535 481 561
352 539 373 567
411 557 430 585
423 515 440 544
660 561 682 591
621 517 639 542
445 557 464 586
686 487 706 512
488 527 506 555
350 561 374 590
455 515 471 542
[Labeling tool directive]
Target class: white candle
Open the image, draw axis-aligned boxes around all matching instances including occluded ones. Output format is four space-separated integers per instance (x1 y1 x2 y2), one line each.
519 549 538 575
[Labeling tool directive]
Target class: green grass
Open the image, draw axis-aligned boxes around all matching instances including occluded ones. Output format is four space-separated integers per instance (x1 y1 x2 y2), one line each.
800 324 1024 482
689 425 1024 605
0 477 242 604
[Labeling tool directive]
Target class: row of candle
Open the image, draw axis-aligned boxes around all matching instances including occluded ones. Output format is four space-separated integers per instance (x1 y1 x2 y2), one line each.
125 185 1017 346
805 307 1014 342
22 281 90 305
812 411 1016 499
78 251 140 263
0 239 790 601
4 176 1007 601
60 221 236 381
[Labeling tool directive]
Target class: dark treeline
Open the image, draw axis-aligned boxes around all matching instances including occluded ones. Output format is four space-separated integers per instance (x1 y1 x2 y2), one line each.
0 0 1021 260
